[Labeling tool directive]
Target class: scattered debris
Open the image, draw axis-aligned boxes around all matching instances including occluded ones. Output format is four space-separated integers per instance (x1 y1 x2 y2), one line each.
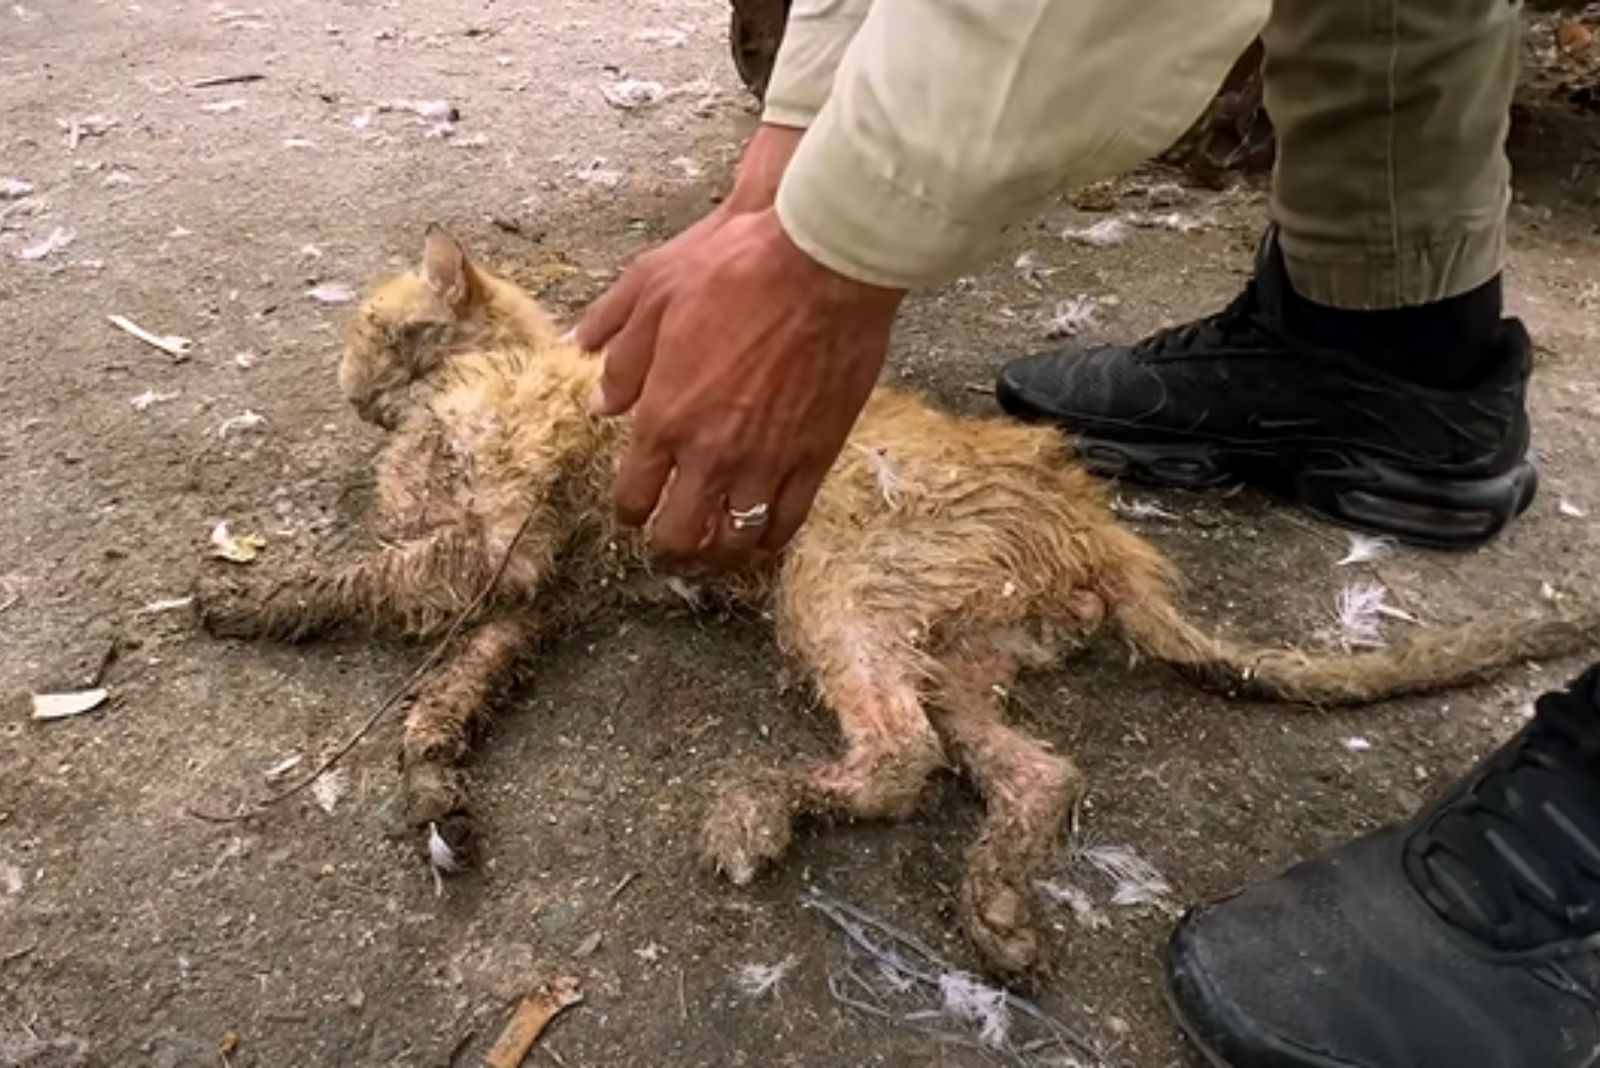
1 864 22 895
1012 250 1059 289
1334 581 1390 650
234 351 257 369
298 243 323 260
1559 498 1588 518
662 576 701 608
282 137 316 149
570 158 623 189
378 98 459 123
635 27 688 47
601 79 666 110
1043 294 1108 339
668 156 703 179
1557 20 1594 56
107 314 194 360
484 978 583 1068
0 178 32 199
57 113 118 150
734 955 798 1000
200 99 246 114
262 755 303 781
938 972 1011 1049
1126 210 1209 233
102 169 137 188
209 521 266 564
606 870 640 901
634 942 664 964
804 891 1116 1068
31 688 109 721
310 768 347 814
17 225 75 261
306 282 357 304
1077 843 1172 907
1062 218 1131 248
130 389 178 411
1035 878 1110 930
136 595 194 616
218 1031 239 1068
217 410 266 438
1336 532 1396 567
1113 495 1179 521
191 73 266 88
1343 736 1374 752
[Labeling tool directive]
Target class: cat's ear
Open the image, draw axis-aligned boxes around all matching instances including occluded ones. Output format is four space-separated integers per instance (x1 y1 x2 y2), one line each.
420 224 480 312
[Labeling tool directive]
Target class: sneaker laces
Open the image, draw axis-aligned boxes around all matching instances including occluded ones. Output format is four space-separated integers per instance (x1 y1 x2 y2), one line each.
1408 668 1600 951
1131 282 1283 358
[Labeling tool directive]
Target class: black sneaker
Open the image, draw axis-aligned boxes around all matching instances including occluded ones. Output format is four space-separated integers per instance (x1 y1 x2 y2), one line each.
995 237 1538 549
1166 664 1600 1068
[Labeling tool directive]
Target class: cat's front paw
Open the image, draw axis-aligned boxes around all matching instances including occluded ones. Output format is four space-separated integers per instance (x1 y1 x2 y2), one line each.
192 571 269 638
700 773 797 886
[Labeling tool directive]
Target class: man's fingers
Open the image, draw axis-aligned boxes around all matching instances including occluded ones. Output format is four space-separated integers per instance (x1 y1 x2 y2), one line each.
572 267 644 355
646 465 721 560
591 301 664 417
614 429 677 530
759 462 828 554
698 476 781 570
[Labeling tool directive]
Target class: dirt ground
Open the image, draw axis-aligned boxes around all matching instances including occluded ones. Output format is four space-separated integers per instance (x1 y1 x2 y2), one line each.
3 3 1599 1066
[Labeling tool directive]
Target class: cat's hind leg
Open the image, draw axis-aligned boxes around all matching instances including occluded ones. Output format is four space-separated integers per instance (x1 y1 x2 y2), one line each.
929 639 1083 979
701 621 946 885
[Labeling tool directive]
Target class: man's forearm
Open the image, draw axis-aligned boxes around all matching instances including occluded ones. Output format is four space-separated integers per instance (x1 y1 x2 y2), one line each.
775 0 1270 289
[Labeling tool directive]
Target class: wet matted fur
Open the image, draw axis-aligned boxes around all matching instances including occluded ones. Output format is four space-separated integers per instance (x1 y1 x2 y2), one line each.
197 228 1598 979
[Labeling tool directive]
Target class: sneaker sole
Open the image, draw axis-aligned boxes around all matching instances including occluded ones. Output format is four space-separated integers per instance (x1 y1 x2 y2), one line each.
1073 437 1538 551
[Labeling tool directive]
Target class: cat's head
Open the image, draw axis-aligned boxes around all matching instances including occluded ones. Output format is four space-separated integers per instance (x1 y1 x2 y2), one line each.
339 226 558 428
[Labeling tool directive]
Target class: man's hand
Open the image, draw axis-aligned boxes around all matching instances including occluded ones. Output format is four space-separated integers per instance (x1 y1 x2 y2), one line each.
575 207 904 566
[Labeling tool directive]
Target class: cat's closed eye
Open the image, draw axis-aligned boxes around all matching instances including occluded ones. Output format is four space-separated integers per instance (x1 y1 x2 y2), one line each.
389 319 453 362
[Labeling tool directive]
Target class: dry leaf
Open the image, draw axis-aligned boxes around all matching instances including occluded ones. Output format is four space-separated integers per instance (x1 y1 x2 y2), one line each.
136 595 194 615
310 769 347 814
32 688 109 720
1062 218 1130 247
1557 20 1593 55
210 521 266 564
217 410 266 438
130 389 178 412
601 79 666 110
17 225 75 261
306 282 357 304
108 314 193 359
485 978 583 1068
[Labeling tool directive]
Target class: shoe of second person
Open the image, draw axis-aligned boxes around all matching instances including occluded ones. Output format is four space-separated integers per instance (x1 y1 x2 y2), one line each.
995 237 1538 549
1166 665 1600 1068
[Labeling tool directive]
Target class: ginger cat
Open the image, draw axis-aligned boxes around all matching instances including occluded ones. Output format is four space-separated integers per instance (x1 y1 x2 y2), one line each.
198 227 1596 978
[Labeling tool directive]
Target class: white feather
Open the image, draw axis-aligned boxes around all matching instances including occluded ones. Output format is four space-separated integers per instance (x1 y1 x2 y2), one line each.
937 972 1010 1048
734 955 798 999
1336 532 1395 567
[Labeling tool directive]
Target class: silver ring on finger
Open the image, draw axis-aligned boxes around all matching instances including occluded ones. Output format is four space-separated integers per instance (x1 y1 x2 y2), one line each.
727 501 771 532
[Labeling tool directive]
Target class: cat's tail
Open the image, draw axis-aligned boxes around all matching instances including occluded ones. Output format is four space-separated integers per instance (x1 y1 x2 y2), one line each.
1109 593 1599 707
1091 526 1599 707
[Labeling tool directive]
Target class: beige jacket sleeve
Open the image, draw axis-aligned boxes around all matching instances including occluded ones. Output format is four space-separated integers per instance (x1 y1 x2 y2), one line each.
761 0 871 129
770 0 1270 289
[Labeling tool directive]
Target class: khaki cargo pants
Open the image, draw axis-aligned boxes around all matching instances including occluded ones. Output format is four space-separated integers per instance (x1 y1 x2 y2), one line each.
1266 0 1520 308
